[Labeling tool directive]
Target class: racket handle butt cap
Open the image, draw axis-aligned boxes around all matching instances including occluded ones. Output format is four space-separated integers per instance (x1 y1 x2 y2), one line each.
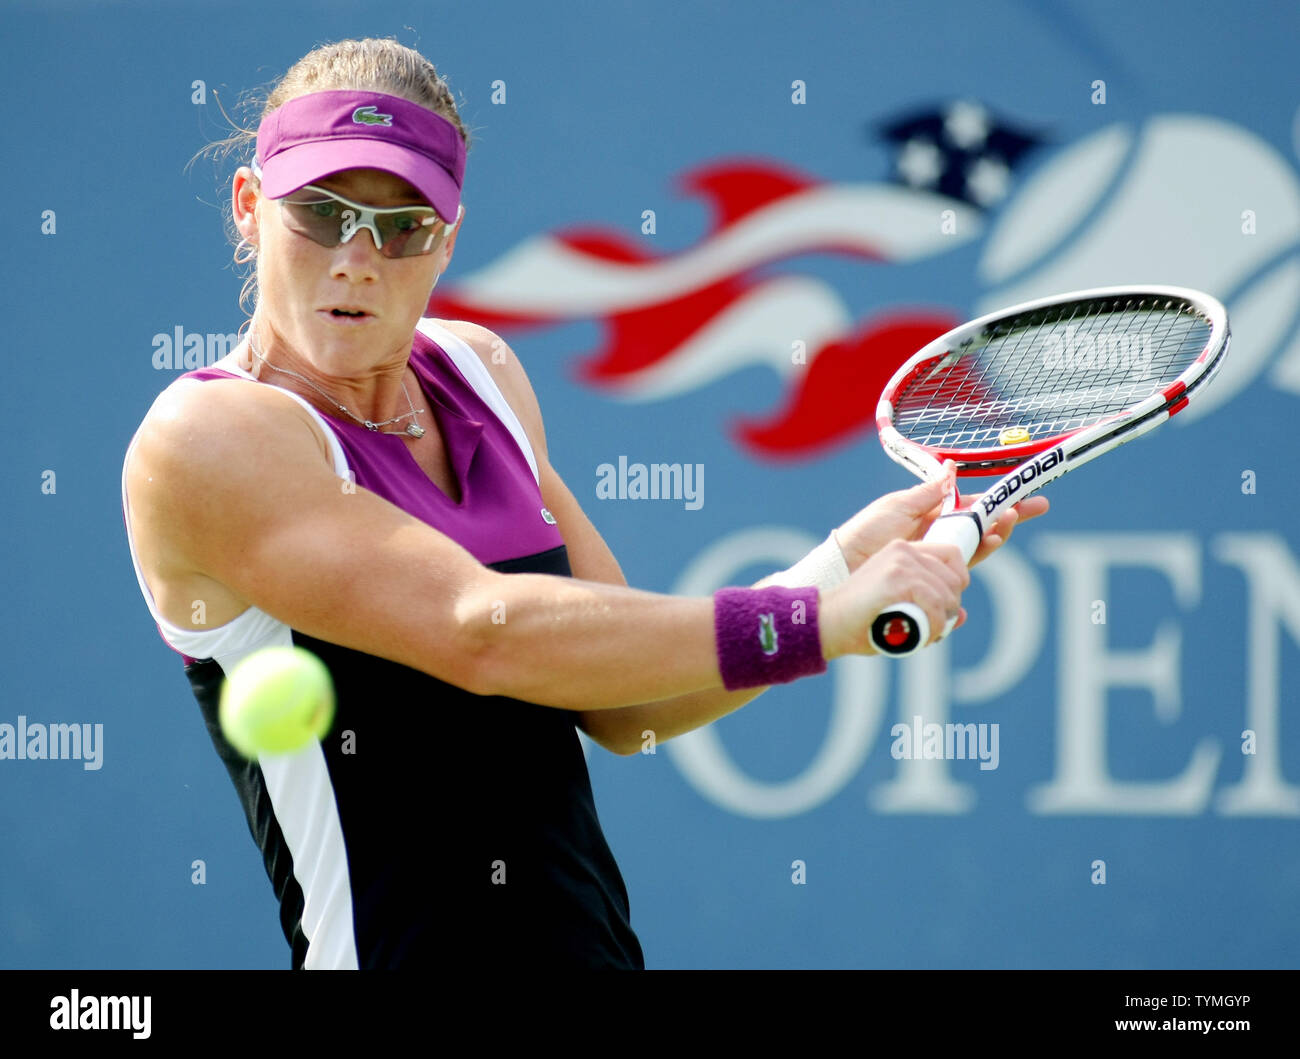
870 602 930 657
869 513 978 657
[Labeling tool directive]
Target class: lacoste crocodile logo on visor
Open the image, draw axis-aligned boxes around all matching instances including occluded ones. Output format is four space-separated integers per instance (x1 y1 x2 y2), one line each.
352 106 393 127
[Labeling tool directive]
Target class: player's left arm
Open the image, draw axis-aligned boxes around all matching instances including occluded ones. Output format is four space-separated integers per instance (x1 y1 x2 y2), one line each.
442 321 772 755
441 324 1046 754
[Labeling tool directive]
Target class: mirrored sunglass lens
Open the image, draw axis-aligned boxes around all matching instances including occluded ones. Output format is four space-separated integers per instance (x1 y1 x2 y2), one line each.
377 213 445 257
280 195 346 247
280 194 445 257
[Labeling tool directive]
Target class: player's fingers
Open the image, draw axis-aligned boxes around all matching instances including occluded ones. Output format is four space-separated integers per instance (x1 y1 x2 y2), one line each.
909 462 960 523
953 606 967 630
898 579 950 646
981 507 1018 550
905 560 966 642
916 541 971 589
971 530 1004 564
972 496 1051 566
1013 495 1050 522
898 473 954 524
936 606 967 641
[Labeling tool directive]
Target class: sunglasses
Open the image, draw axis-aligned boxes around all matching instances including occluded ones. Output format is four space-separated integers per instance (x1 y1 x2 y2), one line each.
275 184 462 259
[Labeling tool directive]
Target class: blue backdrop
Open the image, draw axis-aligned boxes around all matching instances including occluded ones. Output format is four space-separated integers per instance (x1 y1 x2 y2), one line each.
4 0 1298 969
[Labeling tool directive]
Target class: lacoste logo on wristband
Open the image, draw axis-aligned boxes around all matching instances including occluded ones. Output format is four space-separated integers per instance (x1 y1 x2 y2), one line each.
715 586 823 690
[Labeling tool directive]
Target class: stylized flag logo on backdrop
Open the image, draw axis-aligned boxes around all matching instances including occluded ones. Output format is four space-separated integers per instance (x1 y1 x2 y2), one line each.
427 100 1300 459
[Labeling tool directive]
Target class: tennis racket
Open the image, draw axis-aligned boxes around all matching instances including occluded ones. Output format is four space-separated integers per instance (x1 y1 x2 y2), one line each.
870 284 1230 657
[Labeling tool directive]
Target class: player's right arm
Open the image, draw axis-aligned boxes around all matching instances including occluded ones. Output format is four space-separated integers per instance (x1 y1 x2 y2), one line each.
126 380 967 710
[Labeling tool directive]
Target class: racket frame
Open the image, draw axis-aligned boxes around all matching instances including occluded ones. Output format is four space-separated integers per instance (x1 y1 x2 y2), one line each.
870 284 1230 656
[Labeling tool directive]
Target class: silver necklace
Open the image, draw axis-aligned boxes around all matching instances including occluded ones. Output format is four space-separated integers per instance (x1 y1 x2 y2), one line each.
247 332 427 439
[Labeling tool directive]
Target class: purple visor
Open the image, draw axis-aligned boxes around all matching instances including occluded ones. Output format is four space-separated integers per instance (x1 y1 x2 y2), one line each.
255 90 465 221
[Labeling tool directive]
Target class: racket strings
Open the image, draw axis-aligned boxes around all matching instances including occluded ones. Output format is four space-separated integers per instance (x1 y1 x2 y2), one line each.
893 297 1211 450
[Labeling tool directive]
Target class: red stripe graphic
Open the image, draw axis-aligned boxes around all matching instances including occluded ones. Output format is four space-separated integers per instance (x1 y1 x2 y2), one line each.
575 276 757 385
678 159 820 234
425 158 967 461
733 314 959 459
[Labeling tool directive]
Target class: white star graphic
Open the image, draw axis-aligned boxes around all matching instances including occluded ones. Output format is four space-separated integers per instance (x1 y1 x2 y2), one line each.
945 100 991 151
965 155 1011 207
896 138 944 188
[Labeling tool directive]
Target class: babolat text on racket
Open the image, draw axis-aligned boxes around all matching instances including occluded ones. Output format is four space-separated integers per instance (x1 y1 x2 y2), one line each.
870 284 1230 656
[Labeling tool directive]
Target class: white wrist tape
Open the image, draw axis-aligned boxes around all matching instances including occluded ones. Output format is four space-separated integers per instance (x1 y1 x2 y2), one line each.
754 531 851 590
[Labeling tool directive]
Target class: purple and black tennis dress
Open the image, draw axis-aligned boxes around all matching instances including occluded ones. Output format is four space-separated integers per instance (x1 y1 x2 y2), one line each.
121 319 644 969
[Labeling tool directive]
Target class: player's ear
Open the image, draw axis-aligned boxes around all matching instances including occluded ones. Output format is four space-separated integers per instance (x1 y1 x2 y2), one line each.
233 167 261 245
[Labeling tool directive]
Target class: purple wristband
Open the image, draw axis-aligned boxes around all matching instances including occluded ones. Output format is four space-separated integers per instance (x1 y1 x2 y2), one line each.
713 586 826 691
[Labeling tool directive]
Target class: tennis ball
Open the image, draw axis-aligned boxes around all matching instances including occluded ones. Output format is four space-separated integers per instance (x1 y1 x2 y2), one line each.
219 646 335 760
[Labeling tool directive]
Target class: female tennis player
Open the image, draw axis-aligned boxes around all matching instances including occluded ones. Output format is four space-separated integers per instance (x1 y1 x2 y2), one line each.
121 38 1045 969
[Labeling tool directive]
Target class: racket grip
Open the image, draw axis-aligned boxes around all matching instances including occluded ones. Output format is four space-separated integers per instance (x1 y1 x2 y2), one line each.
868 512 983 657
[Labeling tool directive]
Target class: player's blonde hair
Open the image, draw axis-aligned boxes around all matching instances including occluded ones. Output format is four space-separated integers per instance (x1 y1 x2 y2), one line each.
193 37 472 327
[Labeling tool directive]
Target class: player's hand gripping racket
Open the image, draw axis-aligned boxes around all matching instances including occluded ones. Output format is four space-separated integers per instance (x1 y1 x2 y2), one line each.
870 284 1230 656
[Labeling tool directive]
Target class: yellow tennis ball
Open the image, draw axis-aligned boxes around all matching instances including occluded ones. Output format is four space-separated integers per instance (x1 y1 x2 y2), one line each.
219 646 335 760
